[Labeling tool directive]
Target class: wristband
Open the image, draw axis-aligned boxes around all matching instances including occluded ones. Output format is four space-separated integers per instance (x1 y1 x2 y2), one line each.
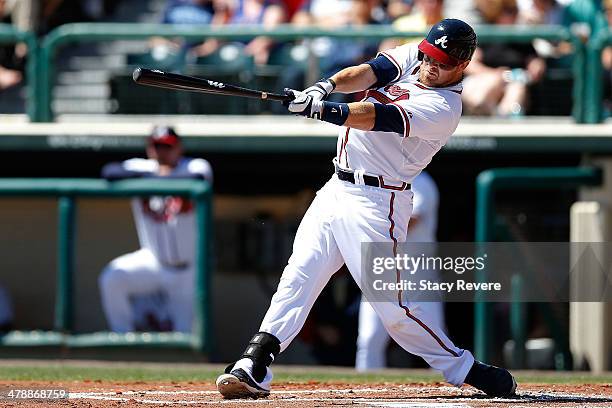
321 102 350 126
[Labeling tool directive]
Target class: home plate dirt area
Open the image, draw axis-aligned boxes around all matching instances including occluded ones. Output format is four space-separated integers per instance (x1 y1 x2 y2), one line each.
0 362 609 407
0 381 609 407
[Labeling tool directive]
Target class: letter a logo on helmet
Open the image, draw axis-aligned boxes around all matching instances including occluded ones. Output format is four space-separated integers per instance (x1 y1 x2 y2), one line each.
434 35 448 48
418 19 477 67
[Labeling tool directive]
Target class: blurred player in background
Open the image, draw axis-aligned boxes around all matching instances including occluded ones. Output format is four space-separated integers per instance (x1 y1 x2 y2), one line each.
356 171 443 371
99 126 212 333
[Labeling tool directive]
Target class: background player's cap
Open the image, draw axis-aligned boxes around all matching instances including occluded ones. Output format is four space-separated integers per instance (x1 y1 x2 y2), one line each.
418 18 477 66
149 125 180 146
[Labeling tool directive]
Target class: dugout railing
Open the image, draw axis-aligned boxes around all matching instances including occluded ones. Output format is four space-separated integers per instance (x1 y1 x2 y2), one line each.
0 178 213 351
474 167 602 368
0 22 592 122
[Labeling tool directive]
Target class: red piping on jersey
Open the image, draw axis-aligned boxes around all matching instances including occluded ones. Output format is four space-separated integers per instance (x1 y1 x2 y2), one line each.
390 102 410 137
339 127 350 167
387 193 460 358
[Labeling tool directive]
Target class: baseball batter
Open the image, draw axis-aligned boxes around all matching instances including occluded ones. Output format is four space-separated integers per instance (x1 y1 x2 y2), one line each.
356 170 443 371
217 19 516 399
99 126 212 333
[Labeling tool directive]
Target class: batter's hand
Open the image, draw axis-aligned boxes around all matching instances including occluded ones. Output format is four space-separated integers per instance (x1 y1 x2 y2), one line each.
303 78 336 103
285 89 323 119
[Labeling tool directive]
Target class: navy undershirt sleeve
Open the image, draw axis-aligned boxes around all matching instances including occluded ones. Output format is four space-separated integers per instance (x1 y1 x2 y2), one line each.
102 163 207 181
366 55 400 89
372 103 405 135
101 163 148 181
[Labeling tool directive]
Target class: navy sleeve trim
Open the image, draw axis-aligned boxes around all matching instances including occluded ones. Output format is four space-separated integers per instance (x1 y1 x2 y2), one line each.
366 54 400 89
372 103 405 135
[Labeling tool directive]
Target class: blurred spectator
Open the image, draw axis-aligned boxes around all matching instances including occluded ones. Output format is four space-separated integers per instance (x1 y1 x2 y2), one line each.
604 0 612 116
0 0 24 91
518 0 574 66
277 0 380 106
380 0 444 49
395 0 444 30
10 0 91 36
444 0 481 25
319 0 382 78
282 0 306 20
162 0 215 25
519 0 564 24
191 0 287 65
291 0 353 27
387 0 414 21
462 0 547 116
99 126 213 333
8 0 116 36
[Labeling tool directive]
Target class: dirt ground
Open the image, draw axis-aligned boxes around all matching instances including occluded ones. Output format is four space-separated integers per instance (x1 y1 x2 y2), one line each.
0 380 610 407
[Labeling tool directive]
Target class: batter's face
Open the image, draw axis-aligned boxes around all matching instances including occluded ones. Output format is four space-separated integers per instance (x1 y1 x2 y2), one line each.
419 54 469 87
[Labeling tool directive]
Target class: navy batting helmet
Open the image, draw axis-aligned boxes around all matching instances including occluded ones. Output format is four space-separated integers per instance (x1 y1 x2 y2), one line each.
418 19 477 66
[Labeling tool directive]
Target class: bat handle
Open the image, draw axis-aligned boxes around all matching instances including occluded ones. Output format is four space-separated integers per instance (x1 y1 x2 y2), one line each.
278 88 296 104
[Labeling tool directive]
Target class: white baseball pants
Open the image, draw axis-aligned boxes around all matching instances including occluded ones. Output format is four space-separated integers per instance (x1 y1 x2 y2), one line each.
99 248 194 333
259 175 474 386
356 298 445 371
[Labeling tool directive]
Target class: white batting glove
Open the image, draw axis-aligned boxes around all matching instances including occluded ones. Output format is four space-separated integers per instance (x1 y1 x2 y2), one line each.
285 89 324 119
303 78 336 102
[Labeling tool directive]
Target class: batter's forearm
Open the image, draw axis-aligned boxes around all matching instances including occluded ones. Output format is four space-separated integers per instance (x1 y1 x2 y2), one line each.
329 64 378 94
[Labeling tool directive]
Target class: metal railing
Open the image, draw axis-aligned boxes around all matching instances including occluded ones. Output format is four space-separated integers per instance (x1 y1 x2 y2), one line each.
0 24 38 120
0 178 213 351
474 167 602 367
585 28 611 123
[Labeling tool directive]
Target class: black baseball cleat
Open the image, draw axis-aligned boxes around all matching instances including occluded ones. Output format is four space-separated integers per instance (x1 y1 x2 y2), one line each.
216 368 270 399
464 360 517 398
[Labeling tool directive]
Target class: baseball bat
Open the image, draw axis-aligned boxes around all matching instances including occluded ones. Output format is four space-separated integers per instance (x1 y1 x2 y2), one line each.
132 68 294 103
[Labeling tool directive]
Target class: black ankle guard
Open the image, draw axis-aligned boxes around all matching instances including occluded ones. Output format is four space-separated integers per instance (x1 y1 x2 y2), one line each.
241 332 280 368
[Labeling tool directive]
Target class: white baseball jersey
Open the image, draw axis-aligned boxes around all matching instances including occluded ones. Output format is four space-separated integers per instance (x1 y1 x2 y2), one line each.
123 157 213 266
336 44 462 184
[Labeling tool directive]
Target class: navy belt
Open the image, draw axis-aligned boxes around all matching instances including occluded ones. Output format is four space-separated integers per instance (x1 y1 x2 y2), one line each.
334 164 411 191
